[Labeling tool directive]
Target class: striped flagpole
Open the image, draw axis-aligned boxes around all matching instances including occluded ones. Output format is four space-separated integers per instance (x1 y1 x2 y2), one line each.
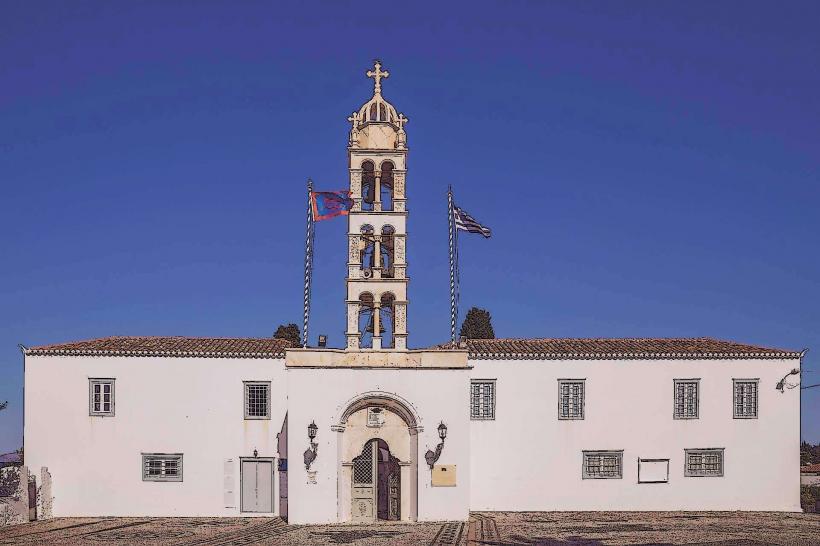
448 186 457 346
302 178 315 348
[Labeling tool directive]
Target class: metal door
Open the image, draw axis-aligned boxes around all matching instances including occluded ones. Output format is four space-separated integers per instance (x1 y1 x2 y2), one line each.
351 441 377 522
241 459 273 513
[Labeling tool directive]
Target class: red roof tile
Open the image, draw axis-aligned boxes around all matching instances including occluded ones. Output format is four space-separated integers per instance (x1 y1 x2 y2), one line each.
436 337 801 360
802 463 820 473
26 336 294 359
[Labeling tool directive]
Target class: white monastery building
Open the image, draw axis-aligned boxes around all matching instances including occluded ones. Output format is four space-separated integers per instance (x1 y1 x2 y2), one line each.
24 62 804 522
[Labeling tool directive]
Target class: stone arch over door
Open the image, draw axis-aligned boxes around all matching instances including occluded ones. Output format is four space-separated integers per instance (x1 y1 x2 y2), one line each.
333 392 421 522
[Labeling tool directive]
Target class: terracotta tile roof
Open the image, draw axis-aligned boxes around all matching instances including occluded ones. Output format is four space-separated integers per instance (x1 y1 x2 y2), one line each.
802 463 820 473
436 337 801 360
25 336 294 359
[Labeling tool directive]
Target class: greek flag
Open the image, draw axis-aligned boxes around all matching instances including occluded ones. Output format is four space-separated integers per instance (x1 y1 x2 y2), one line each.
454 206 491 238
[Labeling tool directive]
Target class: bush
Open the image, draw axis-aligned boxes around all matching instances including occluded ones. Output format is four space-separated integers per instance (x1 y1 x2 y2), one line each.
801 485 820 512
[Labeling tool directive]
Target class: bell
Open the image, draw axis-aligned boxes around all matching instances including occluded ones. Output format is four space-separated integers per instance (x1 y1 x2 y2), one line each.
365 315 386 334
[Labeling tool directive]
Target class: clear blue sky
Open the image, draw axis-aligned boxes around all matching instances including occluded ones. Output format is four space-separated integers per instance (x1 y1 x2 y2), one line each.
1 1 818 453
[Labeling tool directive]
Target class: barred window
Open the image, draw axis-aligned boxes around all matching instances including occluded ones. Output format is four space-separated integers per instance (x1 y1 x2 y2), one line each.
244 381 271 419
142 453 183 482
674 379 699 419
582 450 623 479
733 379 758 419
558 379 585 420
89 378 115 416
685 448 724 477
470 380 495 420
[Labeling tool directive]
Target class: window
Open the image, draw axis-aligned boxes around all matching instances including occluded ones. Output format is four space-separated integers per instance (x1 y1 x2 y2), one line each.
558 379 585 420
685 448 724 477
89 378 115 416
244 381 271 419
142 453 183 482
673 379 699 419
582 450 623 479
733 379 758 419
470 380 496 420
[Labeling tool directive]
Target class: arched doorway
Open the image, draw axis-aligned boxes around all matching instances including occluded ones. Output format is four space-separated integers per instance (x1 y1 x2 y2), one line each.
351 438 401 522
335 392 420 522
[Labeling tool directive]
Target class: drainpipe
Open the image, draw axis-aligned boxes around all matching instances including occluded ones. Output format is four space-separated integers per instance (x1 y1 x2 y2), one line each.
18 344 27 466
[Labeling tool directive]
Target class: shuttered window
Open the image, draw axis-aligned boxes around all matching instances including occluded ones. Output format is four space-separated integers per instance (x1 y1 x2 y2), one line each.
89 378 115 416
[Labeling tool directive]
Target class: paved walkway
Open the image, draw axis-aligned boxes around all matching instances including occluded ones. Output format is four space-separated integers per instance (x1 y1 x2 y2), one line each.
1 512 818 545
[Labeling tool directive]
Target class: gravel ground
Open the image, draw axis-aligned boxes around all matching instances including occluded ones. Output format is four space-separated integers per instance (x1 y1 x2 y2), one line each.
474 511 820 546
0 512 817 545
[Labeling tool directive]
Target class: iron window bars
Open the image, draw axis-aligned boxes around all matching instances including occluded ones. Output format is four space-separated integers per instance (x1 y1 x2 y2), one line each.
142 453 183 482
685 448 724 477
673 379 699 419
470 380 496 420
558 379 585 420
582 450 623 479
733 379 759 419
244 381 271 419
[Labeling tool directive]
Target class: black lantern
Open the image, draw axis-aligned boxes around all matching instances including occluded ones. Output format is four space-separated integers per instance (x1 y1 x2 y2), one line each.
438 422 447 441
308 420 318 440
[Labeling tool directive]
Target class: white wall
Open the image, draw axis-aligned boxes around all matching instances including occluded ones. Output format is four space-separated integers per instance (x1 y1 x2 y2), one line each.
469 357 802 511
25 355 288 517
286 367 470 524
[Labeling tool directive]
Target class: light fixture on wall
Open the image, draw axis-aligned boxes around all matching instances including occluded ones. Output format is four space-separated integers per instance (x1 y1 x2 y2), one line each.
424 421 447 469
776 369 800 393
253 449 258 458
304 420 318 470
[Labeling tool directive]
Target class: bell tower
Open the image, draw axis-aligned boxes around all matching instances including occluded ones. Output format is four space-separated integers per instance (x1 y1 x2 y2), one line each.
345 60 409 351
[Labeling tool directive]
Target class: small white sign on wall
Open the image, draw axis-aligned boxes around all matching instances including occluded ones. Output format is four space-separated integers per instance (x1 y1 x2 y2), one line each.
638 458 669 483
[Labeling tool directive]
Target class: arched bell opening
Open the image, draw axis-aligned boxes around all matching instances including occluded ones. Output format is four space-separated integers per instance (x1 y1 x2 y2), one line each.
359 224 376 272
358 292 375 349
380 161 394 211
361 161 375 211
379 293 396 349
380 225 395 278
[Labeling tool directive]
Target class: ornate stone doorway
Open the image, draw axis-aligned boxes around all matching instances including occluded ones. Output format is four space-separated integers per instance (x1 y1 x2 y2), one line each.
335 392 420 522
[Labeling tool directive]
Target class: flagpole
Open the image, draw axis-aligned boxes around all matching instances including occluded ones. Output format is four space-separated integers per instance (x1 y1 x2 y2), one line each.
302 178 315 348
448 186 457 346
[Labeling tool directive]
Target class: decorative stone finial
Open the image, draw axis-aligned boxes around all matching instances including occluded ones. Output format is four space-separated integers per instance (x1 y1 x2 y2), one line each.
366 59 389 95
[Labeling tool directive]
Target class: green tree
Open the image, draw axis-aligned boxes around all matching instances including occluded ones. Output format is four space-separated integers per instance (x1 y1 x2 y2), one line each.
459 307 495 340
273 323 301 346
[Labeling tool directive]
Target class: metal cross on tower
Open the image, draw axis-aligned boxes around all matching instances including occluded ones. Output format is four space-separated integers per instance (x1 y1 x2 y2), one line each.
366 60 389 94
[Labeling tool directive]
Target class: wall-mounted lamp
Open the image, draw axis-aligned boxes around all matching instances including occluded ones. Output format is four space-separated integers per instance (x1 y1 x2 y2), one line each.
304 420 318 470
318 335 327 348
253 449 258 458
776 368 801 393
424 421 447 469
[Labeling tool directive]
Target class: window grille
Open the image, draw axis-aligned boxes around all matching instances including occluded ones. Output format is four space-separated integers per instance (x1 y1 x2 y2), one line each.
89 378 115 416
352 441 374 484
673 379 699 419
244 381 271 419
558 379 585 420
733 379 758 418
685 448 724 477
470 380 496 420
582 450 623 479
142 453 183 482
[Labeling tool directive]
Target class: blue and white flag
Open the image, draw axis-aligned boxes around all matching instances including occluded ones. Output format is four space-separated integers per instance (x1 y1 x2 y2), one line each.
453 206 491 238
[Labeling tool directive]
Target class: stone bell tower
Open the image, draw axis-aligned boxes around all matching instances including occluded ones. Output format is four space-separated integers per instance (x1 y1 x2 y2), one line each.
345 60 409 351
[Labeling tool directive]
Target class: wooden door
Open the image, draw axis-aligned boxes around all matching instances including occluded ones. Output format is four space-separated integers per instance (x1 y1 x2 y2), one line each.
241 459 273 513
351 441 377 522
